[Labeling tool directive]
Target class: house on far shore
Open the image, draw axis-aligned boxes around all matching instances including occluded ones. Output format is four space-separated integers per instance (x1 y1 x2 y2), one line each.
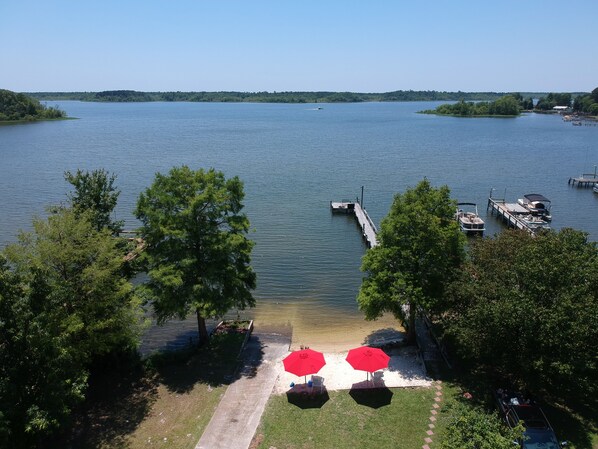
553 105 570 114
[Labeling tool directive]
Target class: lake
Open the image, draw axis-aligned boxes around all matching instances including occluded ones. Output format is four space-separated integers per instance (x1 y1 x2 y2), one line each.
1 101 596 350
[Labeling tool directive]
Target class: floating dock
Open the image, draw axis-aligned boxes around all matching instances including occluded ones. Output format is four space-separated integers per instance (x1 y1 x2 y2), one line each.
331 200 378 248
487 197 550 234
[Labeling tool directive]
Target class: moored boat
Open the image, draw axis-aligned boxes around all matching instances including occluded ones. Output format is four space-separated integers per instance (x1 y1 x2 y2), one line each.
519 214 551 232
517 194 552 221
456 203 485 235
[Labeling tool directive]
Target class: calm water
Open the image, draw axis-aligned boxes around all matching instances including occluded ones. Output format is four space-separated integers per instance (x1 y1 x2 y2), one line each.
1 102 597 345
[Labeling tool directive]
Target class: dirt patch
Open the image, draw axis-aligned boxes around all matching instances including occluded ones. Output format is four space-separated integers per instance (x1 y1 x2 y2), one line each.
248 432 264 449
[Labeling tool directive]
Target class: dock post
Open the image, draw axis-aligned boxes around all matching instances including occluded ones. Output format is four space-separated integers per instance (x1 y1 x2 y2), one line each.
361 186 364 207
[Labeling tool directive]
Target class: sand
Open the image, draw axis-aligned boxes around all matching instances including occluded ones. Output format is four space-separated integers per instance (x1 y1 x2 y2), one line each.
273 346 432 393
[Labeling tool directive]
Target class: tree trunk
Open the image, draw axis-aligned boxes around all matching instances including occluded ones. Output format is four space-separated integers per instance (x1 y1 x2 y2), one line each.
406 301 416 344
196 308 209 345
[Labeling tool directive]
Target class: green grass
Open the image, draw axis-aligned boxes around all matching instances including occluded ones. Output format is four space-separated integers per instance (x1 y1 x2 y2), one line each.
254 386 438 449
63 332 246 449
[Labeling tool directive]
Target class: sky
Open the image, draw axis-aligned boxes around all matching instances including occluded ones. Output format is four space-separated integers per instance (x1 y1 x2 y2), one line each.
1 0 596 93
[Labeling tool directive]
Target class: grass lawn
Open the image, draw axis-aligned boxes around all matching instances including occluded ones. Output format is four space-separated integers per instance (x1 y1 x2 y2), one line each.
65 331 246 449
253 386 439 449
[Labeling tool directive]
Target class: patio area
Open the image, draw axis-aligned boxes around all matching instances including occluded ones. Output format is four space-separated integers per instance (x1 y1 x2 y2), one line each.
273 346 431 394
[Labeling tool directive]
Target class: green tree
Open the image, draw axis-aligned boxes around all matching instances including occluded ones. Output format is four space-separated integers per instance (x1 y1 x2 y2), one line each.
573 94 594 113
440 401 524 449
64 168 124 234
536 92 571 110
1 209 141 447
423 96 521 116
488 95 521 115
443 229 598 403
135 166 256 344
0 89 66 121
0 256 87 448
5 208 142 360
357 179 465 342
522 97 534 110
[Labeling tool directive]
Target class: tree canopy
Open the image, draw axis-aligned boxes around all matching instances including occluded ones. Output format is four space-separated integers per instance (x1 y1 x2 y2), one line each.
0 89 66 121
357 179 465 341
535 92 572 110
0 255 87 448
573 86 598 115
135 166 256 343
64 168 124 234
440 401 523 449
0 208 142 447
442 229 598 403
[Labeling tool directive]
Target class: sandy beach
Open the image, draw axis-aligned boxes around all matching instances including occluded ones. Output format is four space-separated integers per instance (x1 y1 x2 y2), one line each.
248 305 407 353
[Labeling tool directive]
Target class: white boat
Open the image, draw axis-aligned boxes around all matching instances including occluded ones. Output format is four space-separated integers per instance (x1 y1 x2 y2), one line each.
519 214 551 232
456 203 485 235
517 194 552 221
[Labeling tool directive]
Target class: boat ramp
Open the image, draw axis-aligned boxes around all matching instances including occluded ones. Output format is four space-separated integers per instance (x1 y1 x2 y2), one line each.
330 200 378 248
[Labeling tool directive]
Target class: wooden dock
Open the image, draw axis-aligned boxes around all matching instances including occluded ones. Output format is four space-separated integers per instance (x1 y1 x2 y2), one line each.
487 197 550 235
568 174 598 187
331 200 378 248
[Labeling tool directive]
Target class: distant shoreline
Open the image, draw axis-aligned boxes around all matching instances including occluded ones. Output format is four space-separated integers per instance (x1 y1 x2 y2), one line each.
0 117 76 125
26 89 576 104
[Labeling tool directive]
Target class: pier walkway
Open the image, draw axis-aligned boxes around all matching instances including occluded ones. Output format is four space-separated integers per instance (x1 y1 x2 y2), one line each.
568 174 598 187
487 197 549 234
330 200 378 247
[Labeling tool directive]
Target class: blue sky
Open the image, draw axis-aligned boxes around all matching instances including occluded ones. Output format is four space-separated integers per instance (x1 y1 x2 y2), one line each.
1 0 596 93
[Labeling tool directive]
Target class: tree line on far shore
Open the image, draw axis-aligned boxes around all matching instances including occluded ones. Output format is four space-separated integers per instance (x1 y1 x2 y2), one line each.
25 89 555 103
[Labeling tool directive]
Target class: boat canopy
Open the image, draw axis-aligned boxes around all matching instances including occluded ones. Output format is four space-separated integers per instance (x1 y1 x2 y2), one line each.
457 202 477 207
524 194 550 203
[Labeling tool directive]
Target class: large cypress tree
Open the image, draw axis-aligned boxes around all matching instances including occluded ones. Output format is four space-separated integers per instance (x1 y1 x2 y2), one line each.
135 166 256 344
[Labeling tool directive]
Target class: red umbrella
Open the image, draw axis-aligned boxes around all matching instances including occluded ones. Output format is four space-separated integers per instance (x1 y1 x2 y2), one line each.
283 349 326 383
346 346 390 381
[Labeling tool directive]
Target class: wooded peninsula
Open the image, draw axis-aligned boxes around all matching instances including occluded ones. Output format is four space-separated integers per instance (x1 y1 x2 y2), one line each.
0 89 67 122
